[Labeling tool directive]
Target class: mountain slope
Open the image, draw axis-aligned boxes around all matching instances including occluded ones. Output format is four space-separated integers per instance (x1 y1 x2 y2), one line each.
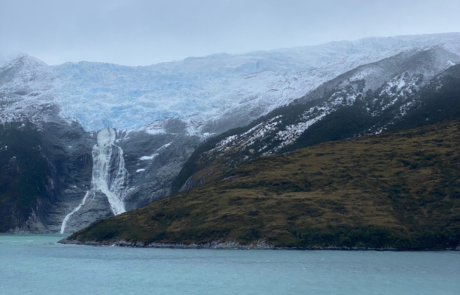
3 33 460 233
62 120 460 250
0 101 202 233
0 116 94 233
173 48 460 192
0 122 52 232
0 56 202 233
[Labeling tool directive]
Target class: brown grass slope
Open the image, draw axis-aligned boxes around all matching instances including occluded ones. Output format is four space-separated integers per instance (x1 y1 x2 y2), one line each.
66 121 460 249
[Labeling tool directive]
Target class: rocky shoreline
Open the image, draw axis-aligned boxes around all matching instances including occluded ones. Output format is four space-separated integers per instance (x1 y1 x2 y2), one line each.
58 238 460 251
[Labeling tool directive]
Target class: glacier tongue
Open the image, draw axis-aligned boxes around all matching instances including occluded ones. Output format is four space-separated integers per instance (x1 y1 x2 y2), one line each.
60 127 129 233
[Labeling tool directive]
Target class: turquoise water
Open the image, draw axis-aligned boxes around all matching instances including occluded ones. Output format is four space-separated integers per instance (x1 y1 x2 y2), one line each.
0 235 459 295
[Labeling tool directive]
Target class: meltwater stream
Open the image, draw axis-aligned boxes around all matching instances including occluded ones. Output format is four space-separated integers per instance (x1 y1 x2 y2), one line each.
60 128 129 233
1 235 459 295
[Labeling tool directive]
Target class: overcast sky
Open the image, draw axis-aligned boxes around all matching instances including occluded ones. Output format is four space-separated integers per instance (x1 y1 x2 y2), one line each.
1 0 460 66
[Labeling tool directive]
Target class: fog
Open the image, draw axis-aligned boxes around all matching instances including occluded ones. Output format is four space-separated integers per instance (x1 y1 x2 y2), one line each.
1 0 460 65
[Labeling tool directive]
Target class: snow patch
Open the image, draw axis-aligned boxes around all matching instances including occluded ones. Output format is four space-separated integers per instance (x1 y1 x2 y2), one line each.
139 154 157 161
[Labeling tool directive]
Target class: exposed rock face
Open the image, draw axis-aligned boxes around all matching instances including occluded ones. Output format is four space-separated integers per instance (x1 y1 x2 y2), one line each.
0 114 94 233
116 118 201 210
38 116 95 232
59 123 201 233
0 105 201 233
60 191 114 234
0 55 202 233
60 127 129 233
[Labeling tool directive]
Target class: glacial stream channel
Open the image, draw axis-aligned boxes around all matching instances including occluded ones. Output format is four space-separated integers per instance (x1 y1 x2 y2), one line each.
60 127 129 233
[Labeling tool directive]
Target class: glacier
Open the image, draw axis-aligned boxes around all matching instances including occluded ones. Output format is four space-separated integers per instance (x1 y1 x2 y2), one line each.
2 33 460 134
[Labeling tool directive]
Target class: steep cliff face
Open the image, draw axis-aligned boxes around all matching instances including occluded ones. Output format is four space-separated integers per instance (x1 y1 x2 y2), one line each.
0 115 94 233
59 124 201 233
0 54 203 233
117 119 201 211
59 127 128 233
0 107 201 233
0 58 98 233
0 122 52 232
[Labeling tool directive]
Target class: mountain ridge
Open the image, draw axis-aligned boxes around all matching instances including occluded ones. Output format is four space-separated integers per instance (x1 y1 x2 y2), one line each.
3 33 460 132
172 47 460 193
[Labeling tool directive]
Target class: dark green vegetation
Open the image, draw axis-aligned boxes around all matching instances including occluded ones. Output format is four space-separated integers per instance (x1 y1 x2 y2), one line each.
173 63 460 193
0 123 51 231
67 121 460 249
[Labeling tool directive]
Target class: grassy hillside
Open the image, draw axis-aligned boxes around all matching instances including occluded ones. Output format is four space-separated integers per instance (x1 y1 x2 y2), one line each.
65 121 460 249
173 64 460 193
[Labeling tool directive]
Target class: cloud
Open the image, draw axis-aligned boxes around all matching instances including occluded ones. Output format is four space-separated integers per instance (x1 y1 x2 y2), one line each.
1 0 460 65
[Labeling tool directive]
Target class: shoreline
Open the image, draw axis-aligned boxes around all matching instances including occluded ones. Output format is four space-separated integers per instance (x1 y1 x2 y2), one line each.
58 238 460 251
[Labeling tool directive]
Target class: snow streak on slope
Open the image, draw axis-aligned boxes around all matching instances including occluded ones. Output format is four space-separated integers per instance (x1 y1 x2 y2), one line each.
3 33 460 133
60 127 129 233
199 46 460 171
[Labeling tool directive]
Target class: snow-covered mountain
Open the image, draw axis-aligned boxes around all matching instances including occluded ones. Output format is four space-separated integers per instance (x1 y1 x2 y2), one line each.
173 46 460 192
2 33 460 133
2 33 460 233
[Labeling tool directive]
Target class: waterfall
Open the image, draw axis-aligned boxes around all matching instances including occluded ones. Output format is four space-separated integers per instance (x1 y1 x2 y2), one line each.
90 127 128 215
60 127 129 233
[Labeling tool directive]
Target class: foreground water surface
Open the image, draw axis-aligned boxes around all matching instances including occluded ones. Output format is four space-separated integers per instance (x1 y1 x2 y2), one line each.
0 235 459 295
